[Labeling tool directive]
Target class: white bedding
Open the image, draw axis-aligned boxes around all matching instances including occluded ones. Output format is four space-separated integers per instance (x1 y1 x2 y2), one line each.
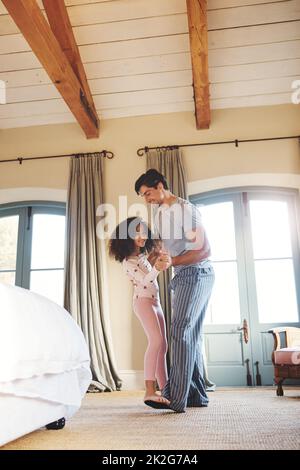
1 395 68 447
0 283 92 446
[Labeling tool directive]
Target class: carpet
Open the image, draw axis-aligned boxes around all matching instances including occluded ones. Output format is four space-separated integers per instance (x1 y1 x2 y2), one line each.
2 388 300 450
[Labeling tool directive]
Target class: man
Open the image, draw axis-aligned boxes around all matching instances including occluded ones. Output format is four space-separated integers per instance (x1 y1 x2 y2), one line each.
135 169 215 413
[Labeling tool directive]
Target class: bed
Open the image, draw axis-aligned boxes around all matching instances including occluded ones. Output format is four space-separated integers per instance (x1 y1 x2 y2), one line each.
0 283 92 447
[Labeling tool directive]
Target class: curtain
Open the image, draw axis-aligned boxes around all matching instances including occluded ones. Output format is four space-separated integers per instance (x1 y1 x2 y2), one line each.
64 153 121 391
146 148 215 389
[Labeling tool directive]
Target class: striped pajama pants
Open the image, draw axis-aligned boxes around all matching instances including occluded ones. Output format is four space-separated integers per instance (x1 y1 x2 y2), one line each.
162 263 215 413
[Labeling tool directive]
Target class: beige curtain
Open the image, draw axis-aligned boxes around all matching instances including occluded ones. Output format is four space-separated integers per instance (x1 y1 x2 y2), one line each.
64 153 121 391
146 148 215 389
146 147 187 368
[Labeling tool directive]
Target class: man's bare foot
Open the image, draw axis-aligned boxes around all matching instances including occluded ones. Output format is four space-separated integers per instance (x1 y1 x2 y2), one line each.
144 394 170 405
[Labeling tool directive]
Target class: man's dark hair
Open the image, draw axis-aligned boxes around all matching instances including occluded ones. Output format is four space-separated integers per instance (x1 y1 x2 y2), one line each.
134 169 169 195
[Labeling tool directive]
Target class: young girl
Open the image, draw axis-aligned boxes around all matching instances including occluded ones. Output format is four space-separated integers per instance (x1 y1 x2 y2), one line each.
109 217 170 408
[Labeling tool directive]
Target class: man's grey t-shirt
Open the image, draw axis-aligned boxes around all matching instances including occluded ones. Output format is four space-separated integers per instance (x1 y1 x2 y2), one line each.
153 196 209 274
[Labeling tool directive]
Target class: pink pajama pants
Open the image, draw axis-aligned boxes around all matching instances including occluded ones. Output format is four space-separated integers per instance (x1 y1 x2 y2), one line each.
133 297 168 390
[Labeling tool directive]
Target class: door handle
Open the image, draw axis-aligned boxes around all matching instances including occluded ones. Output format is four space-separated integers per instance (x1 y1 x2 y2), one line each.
237 318 249 344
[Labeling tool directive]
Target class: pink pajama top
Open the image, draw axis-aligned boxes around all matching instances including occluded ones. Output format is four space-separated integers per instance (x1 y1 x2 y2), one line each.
122 254 160 301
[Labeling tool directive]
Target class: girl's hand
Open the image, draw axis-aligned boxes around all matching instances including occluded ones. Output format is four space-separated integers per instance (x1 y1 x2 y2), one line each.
147 241 163 266
155 253 172 271
152 241 163 256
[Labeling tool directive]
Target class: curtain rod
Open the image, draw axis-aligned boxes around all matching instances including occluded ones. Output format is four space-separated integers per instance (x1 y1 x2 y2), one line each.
137 135 300 156
0 150 114 165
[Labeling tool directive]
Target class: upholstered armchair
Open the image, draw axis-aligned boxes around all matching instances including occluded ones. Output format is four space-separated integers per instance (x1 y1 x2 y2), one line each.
269 327 300 396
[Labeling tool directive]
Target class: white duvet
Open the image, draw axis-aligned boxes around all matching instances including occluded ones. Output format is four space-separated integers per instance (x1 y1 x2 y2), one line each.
0 283 92 440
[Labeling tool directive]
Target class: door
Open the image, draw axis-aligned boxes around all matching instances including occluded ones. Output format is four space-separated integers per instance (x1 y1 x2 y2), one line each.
243 192 300 385
191 188 300 386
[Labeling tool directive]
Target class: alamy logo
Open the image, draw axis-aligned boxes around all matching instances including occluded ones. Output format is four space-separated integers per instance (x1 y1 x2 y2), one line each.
95 197 202 251
0 80 6 104
291 80 300 104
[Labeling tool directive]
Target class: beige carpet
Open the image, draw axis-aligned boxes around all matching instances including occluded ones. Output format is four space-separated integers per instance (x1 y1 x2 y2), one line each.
2 388 300 450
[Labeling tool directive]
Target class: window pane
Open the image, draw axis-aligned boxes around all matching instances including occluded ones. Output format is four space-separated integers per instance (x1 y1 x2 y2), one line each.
30 269 64 305
250 200 292 259
0 271 15 285
31 214 65 269
255 259 298 323
199 202 237 261
0 215 19 270
205 262 241 325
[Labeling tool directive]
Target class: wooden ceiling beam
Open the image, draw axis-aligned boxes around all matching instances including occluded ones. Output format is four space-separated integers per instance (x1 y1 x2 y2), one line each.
42 0 99 133
2 0 99 138
186 0 211 129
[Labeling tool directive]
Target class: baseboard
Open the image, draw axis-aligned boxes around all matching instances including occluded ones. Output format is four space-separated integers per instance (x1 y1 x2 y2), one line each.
119 370 144 390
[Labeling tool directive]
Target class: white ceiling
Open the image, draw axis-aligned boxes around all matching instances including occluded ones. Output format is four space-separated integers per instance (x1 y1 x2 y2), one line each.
0 0 299 129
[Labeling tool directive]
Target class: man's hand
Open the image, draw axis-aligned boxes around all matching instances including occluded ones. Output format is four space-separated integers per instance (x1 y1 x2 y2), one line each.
155 252 172 271
171 232 211 267
199 233 211 259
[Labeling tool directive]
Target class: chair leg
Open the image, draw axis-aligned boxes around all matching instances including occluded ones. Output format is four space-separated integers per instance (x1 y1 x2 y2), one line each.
275 379 284 396
46 417 66 430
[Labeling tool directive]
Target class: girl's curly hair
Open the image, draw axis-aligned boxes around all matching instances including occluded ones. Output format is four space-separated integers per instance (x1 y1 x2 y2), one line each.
109 217 156 262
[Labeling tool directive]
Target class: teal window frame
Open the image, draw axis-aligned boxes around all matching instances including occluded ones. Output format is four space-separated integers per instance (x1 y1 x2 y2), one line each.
0 201 66 289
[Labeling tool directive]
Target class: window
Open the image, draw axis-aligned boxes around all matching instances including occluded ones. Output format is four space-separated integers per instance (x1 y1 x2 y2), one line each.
249 199 298 323
191 188 300 326
0 202 66 305
200 200 240 325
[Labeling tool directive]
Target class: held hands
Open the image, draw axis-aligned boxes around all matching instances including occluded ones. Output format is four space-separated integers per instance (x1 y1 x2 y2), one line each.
147 241 163 266
154 251 172 271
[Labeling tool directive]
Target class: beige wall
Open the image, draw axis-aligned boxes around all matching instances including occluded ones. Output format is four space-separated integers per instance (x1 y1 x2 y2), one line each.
0 103 300 376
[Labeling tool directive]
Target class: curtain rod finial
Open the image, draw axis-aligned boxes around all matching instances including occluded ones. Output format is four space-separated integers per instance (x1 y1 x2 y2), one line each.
137 147 146 157
103 150 114 159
